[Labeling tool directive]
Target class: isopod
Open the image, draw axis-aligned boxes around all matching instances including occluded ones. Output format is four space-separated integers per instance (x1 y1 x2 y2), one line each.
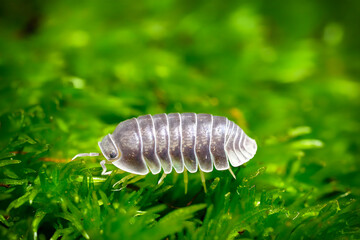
72 113 257 180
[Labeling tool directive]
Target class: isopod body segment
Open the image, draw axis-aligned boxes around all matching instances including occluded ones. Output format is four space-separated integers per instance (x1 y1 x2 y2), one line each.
98 113 257 175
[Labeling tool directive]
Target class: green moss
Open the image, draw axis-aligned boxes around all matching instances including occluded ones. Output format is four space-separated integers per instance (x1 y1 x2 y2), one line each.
0 0 359 239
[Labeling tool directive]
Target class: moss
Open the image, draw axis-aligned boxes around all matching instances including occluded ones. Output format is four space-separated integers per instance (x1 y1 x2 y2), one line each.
0 0 359 239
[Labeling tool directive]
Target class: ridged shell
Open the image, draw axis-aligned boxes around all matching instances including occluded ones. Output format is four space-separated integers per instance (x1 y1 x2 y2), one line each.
99 113 257 175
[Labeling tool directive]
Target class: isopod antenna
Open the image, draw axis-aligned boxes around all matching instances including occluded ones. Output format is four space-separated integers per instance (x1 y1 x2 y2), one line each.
71 152 100 161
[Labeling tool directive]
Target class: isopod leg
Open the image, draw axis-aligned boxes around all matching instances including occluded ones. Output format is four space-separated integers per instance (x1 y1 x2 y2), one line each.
184 169 188 194
199 171 207 193
228 167 236 179
100 160 113 175
112 174 136 189
158 172 167 184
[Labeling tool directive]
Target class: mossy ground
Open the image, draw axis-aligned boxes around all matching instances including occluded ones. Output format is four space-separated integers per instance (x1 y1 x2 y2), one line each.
0 0 359 239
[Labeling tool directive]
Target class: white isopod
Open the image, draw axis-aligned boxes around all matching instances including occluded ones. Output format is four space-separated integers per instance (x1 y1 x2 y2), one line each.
72 113 257 183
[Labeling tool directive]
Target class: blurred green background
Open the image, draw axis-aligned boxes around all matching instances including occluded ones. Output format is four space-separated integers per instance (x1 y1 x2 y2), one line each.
0 0 359 239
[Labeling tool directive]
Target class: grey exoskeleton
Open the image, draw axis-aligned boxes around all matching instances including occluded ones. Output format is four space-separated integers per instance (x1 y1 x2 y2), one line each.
72 113 257 190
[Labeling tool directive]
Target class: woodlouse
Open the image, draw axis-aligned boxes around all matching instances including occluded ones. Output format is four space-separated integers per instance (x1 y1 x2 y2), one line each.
72 113 257 178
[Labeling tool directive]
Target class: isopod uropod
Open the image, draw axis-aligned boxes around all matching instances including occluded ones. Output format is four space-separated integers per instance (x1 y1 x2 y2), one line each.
72 113 257 180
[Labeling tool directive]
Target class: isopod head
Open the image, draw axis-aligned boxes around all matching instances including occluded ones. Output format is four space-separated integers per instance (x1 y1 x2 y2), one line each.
98 134 120 161
98 119 150 175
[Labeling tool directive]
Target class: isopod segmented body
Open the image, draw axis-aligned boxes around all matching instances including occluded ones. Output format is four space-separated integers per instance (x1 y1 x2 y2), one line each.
97 113 257 175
